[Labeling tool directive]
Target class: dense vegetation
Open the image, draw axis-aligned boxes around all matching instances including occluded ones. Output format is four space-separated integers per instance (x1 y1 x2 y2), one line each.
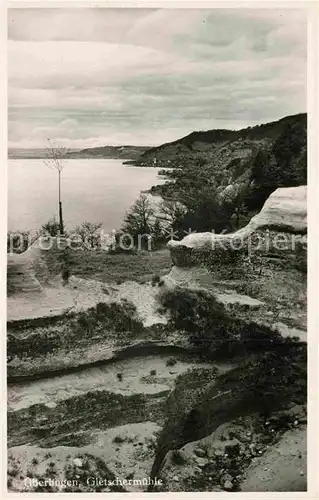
157 286 301 358
134 113 307 235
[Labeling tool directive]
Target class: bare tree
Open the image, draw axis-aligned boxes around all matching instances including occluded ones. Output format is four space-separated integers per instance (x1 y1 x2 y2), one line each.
43 139 69 234
75 221 103 249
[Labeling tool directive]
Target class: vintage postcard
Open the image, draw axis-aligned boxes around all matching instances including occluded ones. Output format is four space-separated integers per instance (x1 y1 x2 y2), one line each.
3 0 317 497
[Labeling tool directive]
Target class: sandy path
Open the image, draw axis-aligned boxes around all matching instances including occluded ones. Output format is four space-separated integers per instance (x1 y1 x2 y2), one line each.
7 276 166 327
8 355 220 411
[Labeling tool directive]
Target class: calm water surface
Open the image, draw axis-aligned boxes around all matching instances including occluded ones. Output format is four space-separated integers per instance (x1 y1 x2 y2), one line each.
8 159 164 232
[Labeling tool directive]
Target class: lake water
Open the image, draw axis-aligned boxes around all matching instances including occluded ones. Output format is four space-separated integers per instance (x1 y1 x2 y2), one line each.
8 159 164 233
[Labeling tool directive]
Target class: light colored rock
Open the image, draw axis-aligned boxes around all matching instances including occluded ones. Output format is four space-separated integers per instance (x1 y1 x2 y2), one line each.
167 186 307 267
7 236 62 296
272 322 306 342
195 457 208 467
7 254 43 295
73 458 83 467
223 479 234 491
248 186 307 234
216 292 264 309
44 401 57 409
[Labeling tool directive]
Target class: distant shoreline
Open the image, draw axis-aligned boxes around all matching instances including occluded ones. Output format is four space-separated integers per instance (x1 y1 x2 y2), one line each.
8 145 151 161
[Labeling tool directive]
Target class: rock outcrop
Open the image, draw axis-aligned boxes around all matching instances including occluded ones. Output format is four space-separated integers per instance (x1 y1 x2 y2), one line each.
167 186 307 267
7 254 43 295
155 410 307 492
7 237 53 295
247 186 307 234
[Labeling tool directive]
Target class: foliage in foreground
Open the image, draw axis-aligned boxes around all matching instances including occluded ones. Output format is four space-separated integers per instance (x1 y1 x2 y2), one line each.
7 299 144 360
157 286 295 356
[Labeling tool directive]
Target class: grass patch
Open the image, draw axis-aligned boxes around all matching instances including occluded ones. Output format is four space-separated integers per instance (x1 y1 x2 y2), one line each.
43 246 171 284
113 435 126 444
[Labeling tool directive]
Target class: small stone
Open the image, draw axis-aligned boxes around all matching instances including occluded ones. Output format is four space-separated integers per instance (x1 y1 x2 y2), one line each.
194 448 206 458
45 402 57 409
172 476 179 482
214 450 224 458
73 458 83 467
195 457 208 467
223 480 234 491
246 432 251 437
300 470 304 476
264 467 268 471
208 477 213 481
294 420 299 426
259 450 263 454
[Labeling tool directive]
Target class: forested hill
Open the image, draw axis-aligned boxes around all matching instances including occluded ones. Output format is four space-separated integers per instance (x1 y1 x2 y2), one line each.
130 113 306 167
132 113 306 214
66 145 150 160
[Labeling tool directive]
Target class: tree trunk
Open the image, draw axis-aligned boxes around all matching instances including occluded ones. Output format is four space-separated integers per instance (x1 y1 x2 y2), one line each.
59 201 64 235
58 171 64 234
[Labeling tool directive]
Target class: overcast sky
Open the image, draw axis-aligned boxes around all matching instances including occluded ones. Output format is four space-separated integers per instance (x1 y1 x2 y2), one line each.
8 7 307 149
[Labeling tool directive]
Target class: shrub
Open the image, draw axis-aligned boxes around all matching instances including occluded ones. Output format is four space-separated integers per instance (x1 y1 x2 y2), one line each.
74 221 103 250
151 274 161 286
158 287 233 350
8 467 19 478
41 217 61 237
113 435 125 444
121 194 155 250
166 358 177 367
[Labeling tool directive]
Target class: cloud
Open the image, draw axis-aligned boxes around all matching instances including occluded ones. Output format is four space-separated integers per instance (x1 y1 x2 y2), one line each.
8 8 307 148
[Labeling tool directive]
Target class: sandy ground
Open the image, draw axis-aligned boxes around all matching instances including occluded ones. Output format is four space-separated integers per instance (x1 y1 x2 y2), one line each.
241 425 307 491
85 422 161 491
8 422 161 492
7 275 167 327
8 355 231 411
